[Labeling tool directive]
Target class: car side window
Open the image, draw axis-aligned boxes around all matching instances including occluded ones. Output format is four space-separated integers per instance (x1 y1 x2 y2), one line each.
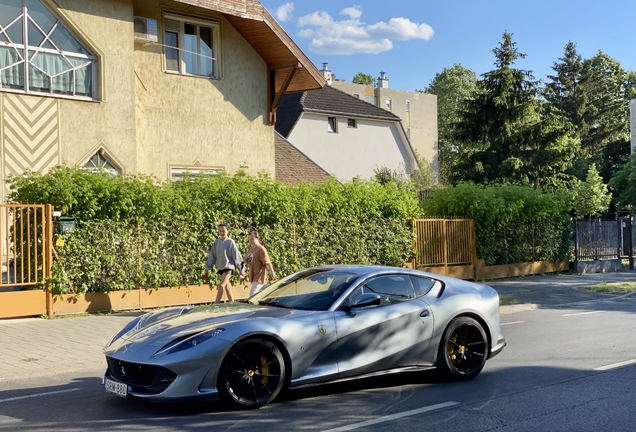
410 276 436 297
359 275 416 306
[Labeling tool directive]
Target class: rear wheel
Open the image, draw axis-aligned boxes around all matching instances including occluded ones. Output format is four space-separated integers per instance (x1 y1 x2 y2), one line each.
218 338 286 409
437 317 488 381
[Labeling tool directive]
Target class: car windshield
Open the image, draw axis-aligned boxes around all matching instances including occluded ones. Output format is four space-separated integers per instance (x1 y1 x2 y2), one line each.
251 269 360 311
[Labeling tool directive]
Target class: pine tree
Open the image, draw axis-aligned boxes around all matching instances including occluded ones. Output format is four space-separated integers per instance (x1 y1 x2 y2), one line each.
573 163 612 219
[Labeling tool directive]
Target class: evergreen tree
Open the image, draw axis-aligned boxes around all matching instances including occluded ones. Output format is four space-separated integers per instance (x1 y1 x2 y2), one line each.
452 33 577 187
352 72 375 86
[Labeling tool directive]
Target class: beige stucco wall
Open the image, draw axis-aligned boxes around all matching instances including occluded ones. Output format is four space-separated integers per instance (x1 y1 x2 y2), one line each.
0 0 275 188
132 0 274 179
51 0 138 174
287 112 412 181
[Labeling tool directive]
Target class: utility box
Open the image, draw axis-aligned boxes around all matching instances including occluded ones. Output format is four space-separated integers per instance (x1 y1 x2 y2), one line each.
58 216 76 235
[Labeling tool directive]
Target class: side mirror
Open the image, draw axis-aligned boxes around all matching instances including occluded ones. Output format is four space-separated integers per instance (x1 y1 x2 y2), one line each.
342 293 382 311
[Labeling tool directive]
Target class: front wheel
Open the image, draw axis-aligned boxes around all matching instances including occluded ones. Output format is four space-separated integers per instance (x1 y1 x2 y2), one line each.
218 338 286 409
437 316 488 381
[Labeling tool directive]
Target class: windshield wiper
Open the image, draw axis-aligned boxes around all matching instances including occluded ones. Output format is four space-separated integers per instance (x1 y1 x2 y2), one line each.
258 299 294 309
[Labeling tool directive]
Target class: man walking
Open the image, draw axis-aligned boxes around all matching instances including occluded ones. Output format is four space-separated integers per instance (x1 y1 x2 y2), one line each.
204 224 244 303
244 231 276 297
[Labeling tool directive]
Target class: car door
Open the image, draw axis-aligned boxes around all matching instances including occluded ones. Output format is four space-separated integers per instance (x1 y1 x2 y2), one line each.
334 274 434 378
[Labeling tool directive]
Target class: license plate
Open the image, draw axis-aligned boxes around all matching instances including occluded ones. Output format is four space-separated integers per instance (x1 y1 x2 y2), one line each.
104 378 128 398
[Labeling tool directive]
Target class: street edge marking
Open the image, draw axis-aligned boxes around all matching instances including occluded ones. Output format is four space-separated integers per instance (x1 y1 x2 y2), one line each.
560 311 604 317
0 388 80 403
594 359 636 371
500 321 525 326
321 401 460 432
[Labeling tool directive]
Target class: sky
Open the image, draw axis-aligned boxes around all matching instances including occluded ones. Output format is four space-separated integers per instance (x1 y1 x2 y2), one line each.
260 0 636 92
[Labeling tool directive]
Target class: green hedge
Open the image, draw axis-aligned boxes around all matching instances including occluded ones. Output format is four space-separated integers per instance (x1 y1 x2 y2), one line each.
8 168 420 294
422 183 572 265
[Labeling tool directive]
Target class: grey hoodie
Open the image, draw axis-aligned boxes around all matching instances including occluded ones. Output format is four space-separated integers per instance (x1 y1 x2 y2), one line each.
205 237 243 271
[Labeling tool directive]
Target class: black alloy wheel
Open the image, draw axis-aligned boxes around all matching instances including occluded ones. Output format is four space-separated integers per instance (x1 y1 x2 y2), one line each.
218 338 286 409
437 316 488 381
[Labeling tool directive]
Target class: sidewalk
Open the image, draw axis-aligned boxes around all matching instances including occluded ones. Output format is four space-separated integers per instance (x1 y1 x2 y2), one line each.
0 270 635 382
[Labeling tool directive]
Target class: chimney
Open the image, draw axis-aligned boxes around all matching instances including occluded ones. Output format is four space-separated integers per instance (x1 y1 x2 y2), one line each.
321 62 332 85
377 71 389 89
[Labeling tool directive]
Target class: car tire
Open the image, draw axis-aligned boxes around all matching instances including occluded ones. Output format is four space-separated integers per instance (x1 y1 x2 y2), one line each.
218 338 286 409
437 316 489 381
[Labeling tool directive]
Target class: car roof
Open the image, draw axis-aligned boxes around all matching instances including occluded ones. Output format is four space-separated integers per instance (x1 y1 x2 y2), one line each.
311 265 434 278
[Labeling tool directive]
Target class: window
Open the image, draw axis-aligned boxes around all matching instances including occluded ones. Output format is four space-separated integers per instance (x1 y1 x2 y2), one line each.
385 97 392 110
406 128 410 139
410 276 436 297
171 167 220 181
0 0 97 98
348 275 415 307
164 15 219 78
83 151 121 175
347 118 357 128
327 117 337 133
406 100 410 112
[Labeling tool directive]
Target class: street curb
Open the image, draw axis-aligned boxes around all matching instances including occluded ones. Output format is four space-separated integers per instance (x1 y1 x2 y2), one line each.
500 303 538 315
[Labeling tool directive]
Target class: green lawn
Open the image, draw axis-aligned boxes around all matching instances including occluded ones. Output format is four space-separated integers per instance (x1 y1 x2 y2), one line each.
499 297 524 306
582 281 636 295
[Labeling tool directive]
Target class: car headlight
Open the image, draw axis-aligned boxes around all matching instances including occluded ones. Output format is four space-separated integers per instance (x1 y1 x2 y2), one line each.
152 328 225 357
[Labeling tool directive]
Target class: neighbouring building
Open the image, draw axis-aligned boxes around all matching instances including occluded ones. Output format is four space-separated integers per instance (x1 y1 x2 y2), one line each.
0 0 323 199
275 85 417 182
274 131 331 185
322 64 438 165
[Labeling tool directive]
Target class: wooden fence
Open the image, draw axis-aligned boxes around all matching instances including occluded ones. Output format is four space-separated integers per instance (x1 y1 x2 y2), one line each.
411 219 477 279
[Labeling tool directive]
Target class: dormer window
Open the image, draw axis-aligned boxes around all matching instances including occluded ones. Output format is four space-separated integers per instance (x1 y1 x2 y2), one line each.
83 150 121 175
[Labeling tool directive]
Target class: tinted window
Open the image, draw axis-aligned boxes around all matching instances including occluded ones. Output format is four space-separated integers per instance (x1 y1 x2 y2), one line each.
410 276 436 297
346 275 415 307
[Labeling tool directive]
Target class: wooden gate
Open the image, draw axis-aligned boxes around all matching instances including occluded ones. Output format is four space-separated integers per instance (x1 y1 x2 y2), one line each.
411 219 476 279
0 204 53 318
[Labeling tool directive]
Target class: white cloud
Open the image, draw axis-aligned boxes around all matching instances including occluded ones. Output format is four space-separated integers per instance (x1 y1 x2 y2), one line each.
275 2 295 23
296 6 434 55
340 6 362 20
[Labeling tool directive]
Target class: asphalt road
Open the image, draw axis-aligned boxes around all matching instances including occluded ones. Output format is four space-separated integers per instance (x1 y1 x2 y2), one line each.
1 295 635 432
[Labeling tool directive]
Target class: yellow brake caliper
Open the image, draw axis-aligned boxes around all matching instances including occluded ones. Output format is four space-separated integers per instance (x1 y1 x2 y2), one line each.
261 355 269 386
449 336 457 363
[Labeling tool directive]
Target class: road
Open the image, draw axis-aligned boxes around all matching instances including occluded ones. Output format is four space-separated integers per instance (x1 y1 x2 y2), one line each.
1 295 635 431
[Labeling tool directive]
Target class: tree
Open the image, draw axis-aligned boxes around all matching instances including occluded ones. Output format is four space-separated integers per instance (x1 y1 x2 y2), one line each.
609 154 636 211
422 64 477 183
452 33 577 187
573 164 612 219
352 72 375 86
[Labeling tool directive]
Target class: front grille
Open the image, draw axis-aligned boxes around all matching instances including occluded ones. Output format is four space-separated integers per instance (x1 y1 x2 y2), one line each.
106 357 176 394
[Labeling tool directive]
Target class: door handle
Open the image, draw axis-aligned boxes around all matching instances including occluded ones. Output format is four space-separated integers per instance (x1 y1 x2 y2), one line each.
420 310 429 318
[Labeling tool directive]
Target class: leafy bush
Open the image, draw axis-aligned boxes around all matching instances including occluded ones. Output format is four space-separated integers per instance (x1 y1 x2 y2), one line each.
422 183 572 265
9 168 420 294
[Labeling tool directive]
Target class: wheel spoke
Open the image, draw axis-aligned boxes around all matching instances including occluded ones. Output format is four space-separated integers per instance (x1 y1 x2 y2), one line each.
262 359 279 367
258 373 280 377
227 368 246 375
256 376 273 395
251 379 260 403
233 352 247 365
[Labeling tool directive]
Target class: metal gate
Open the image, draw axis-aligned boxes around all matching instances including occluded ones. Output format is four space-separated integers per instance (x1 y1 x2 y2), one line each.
0 204 53 318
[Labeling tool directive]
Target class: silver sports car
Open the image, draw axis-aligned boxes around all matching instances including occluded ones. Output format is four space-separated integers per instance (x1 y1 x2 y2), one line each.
103 265 506 408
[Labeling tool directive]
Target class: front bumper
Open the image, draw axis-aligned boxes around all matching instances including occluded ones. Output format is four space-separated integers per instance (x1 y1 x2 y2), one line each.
489 331 506 359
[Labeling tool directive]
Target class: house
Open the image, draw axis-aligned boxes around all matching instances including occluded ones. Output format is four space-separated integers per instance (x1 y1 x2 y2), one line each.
322 64 438 166
275 85 417 182
0 0 324 199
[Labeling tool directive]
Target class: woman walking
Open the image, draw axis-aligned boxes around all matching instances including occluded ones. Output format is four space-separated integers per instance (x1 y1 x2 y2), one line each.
204 224 244 303
244 231 276 297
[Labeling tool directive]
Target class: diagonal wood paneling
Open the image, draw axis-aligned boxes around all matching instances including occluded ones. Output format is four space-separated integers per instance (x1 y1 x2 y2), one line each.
1 94 60 182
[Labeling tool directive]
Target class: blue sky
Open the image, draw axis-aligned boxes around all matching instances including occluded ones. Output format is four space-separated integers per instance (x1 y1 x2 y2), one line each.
261 0 636 92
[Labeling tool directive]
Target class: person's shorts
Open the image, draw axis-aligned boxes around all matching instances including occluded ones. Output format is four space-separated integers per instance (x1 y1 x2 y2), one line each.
217 268 233 276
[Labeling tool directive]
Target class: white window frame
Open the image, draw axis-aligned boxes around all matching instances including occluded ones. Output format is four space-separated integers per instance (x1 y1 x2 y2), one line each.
163 13 220 79
0 0 98 100
83 150 121 175
406 100 410 112
385 97 392 110
327 117 337 133
171 167 222 181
